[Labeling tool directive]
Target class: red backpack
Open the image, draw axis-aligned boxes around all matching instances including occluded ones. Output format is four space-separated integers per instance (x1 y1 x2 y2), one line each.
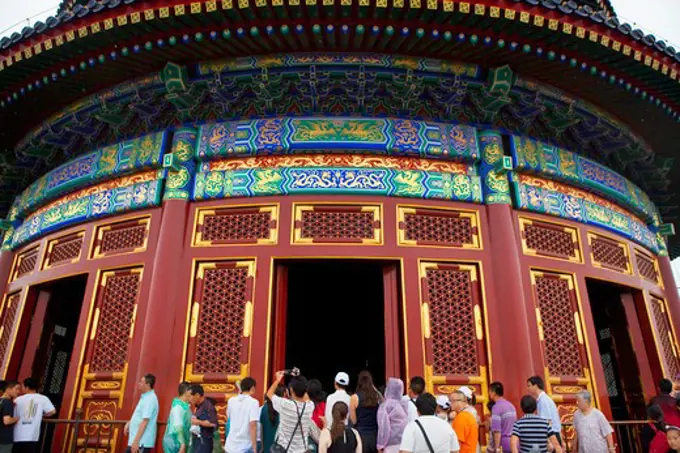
649 424 669 453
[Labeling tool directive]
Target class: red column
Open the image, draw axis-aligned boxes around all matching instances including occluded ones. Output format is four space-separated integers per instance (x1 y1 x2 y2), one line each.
486 204 537 404
134 127 196 414
659 255 680 329
0 250 15 295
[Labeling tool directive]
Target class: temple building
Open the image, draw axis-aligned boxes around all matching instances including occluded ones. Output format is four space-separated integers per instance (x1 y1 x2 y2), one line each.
0 0 679 450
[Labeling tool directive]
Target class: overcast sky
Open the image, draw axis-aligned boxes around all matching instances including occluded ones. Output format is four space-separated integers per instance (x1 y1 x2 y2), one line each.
1 0 680 284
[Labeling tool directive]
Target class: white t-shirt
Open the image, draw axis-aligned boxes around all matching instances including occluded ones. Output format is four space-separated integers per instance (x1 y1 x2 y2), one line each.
400 416 460 453
13 393 55 442
403 395 419 422
325 390 351 426
225 394 260 453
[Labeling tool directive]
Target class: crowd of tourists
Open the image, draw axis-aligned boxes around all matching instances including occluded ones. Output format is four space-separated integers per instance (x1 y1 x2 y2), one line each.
1 371 679 453
123 371 680 453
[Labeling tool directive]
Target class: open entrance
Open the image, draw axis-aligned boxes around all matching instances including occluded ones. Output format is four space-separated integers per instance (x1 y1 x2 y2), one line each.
15 275 88 415
273 260 401 391
585 279 647 421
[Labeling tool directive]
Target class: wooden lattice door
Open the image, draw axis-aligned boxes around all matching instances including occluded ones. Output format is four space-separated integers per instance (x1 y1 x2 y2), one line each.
72 267 143 452
183 260 256 431
419 262 489 410
530 270 596 440
646 294 680 380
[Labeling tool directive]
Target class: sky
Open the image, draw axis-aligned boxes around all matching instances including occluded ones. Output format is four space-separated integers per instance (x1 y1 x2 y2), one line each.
1 0 680 286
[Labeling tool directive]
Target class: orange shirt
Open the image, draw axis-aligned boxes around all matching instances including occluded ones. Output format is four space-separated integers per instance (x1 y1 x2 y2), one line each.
452 410 479 453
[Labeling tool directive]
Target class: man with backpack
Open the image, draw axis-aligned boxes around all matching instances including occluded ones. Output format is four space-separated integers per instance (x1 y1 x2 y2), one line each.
399 393 460 453
267 371 319 453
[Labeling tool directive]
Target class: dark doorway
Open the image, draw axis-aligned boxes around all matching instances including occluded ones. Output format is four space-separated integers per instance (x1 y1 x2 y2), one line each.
283 260 388 391
586 279 646 421
21 275 88 414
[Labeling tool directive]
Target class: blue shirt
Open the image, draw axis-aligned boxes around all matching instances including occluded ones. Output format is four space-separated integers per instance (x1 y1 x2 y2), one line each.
129 390 159 447
536 392 561 434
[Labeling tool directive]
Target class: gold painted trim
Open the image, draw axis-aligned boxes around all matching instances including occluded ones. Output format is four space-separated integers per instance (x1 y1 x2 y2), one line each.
643 292 680 377
586 231 633 275
0 288 27 378
10 246 41 282
396 204 482 249
518 215 583 264
634 249 663 288
291 202 383 245
192 203 280 247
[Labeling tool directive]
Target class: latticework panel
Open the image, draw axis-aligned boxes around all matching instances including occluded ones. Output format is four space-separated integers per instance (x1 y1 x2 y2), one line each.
293 204 381 244
636 252 659 283
89 272 141 373
92 217 150 258
44 232 83 269
0 292 21 372
194 205 278 246
589 234 630 273
648 296 680 379
192 262 254 376
520 218 580 262
398 207 479 248
533 273 584 377
13 248 39 280
421 263 485 378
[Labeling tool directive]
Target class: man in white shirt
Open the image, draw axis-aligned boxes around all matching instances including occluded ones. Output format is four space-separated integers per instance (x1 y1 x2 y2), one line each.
325 372 351 426
13 378 56 453
225 377 260 453
400 393 460 453
402 376 426 422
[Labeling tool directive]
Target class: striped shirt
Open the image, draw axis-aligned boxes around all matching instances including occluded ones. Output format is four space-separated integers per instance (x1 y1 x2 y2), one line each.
271 396 316 453
511 414 551 453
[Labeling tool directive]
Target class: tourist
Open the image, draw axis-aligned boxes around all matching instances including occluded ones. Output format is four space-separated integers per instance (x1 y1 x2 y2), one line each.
12 377 56 453
377 378 409 453
399 393 460 453
510 395 561 453
403 377 426 423
435 396 451 422
226 377 260 453
191 384 218 453
667 425 680 453
124 374 159 453
455 387 480 425
450 390 478 453
319 402 362 453
326 373 351 427
488 381 517 453
571 390 614 453
309 378 328 452
162 381 193 453
261 385 287 453
641 404 668 453
651 379 680 427
267 371 318 453
526 376 563 448
350 371 380 453
0 381 20 453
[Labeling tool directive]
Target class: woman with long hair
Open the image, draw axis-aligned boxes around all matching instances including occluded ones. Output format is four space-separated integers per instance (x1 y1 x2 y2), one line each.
376 378 409 453
350 371 381 453
319 402 362 453
260 384 286 453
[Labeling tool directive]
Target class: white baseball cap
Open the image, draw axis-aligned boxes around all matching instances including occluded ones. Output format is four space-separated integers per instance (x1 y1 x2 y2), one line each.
458 386 473 399
436 395 451 409
335 372 350 386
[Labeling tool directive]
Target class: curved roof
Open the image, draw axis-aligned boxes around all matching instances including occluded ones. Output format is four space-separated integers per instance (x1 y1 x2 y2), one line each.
0 0 679 255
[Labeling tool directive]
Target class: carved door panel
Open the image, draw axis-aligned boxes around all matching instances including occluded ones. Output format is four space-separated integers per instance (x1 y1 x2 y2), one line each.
73 267 143 452
530 270 595 440
183 260 256 435
0 290 25 378
419 262 489 412
646 294 680 380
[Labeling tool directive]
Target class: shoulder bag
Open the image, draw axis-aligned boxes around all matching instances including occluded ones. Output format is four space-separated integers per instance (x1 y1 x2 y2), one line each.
415 420 436 453
271 402 308 453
